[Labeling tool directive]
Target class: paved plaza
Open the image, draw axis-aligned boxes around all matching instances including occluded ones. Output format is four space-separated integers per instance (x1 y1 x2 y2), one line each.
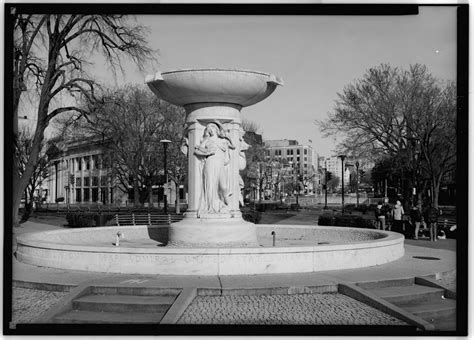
177 293 408 325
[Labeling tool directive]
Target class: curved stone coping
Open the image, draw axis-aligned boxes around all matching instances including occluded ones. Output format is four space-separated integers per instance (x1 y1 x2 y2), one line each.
16 225 404 275
16 225 401 254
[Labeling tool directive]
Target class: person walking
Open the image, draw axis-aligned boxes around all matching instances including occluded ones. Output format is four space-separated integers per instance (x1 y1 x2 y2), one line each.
392 200 405 233
375 201 386 230
425 203 440 242
381 198 392 231
409 203 422 239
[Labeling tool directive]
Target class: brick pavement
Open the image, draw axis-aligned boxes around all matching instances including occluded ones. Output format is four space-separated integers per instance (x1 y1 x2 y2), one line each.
177 293 408 325
11 287 68 324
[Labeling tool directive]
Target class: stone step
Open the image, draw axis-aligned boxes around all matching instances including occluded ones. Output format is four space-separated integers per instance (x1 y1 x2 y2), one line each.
430 311 457 331
91 286 181 296
73 294 177 313
356 278 415 290
368 284 445 305
403 298 456 321
53 309 165 324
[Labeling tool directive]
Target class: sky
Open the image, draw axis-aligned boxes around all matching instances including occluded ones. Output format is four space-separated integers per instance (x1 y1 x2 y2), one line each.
20 6 458 157
89 6 456 157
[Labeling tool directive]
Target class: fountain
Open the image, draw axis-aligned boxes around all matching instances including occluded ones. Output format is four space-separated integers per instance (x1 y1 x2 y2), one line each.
146 68 283 247
15 68 404 276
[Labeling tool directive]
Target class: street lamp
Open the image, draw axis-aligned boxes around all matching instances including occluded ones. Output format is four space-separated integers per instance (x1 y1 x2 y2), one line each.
355 161 360 207
323 167 328 210
338 155 347 214
160 139 171 214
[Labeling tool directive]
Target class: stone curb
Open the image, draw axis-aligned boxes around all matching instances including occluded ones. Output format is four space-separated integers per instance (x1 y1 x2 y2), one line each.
160 287 197 324
338 283 435 331
33 285 92 323
13 280 77 292
198 284 338 296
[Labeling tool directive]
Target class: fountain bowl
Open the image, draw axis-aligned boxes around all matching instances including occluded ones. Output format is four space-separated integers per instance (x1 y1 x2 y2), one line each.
146 68 283 107
16 225 404 276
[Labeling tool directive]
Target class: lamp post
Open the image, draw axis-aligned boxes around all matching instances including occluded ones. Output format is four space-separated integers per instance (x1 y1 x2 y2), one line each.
160 139 171 214
338 155 346 214
323 167 328 210
355 161 360 207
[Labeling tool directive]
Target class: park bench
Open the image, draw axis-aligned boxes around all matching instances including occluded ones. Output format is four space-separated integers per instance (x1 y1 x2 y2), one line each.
437 217 457 230
114 213 184 226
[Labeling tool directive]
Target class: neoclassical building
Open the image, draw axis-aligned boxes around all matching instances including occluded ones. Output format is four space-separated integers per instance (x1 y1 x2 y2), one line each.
44 139 182 207
44 139 125 205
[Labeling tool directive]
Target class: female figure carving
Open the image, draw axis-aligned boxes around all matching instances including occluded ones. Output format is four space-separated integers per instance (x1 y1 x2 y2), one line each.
194 122 235 216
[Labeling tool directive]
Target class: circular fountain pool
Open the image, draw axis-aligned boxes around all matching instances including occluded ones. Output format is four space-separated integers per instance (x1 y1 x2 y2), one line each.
16 225 404 276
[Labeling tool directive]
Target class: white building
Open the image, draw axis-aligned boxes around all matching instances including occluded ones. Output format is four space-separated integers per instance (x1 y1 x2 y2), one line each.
264 139 318 193
322 156 351 189
44 139 180 206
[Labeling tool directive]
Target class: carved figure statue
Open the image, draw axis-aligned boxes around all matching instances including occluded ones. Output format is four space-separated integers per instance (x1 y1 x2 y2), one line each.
194 122 235 216
238 126 250 206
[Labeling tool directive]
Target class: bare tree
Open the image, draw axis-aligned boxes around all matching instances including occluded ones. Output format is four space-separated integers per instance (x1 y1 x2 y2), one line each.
68 86 186 206
16 127 63 220
318 64 456 207
12 12 155 226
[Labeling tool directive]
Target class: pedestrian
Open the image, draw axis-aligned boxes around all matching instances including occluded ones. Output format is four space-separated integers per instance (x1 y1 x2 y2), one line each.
392 200 405 233
375 201 385 230
381 198 392 231
424 203 440 242
409 203 422 239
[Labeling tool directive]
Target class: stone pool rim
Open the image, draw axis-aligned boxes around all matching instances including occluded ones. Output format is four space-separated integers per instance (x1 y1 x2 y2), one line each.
15 225 405 276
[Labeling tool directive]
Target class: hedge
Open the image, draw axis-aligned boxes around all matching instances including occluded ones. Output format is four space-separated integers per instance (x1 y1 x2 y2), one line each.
66 212 115 228
318 214 376 229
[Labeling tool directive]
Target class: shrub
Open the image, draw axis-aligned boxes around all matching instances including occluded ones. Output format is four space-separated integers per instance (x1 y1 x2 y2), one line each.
345 204 370 214
66 212 115 228
55 197 65 203
241 206 261 224
318 214 376 229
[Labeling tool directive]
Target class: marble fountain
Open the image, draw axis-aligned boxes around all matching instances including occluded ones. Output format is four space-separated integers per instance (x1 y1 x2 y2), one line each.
15 69 404 276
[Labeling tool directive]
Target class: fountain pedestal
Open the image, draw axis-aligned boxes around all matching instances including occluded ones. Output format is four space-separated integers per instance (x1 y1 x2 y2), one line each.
146 69 283 246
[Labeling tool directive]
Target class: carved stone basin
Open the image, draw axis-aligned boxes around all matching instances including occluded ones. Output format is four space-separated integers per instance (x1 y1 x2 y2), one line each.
145 68 283 107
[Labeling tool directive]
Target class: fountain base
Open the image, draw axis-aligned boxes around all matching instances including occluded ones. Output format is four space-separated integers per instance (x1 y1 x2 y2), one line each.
167 217 259 247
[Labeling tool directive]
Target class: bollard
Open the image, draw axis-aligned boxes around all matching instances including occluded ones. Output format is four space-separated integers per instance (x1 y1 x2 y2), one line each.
271 231 276 246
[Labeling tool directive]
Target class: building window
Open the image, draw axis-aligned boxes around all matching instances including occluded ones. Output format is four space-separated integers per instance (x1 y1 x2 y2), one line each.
84 177 90 187
297 149 300 155
304 149 308 155
287 149 291 155
304 157 308 162
75 189 82 202
92 176 99 187
92 188 99 202
100 188 107 204
78 158 82 171
84 188 90 201
76 177 82 186
304 164 308 168
86 159 90 170
100 176 108 186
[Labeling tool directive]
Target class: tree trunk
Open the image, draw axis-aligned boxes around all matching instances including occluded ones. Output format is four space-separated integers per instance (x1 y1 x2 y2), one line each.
432 176 441 209
175 181 180 214
133 179 140 206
